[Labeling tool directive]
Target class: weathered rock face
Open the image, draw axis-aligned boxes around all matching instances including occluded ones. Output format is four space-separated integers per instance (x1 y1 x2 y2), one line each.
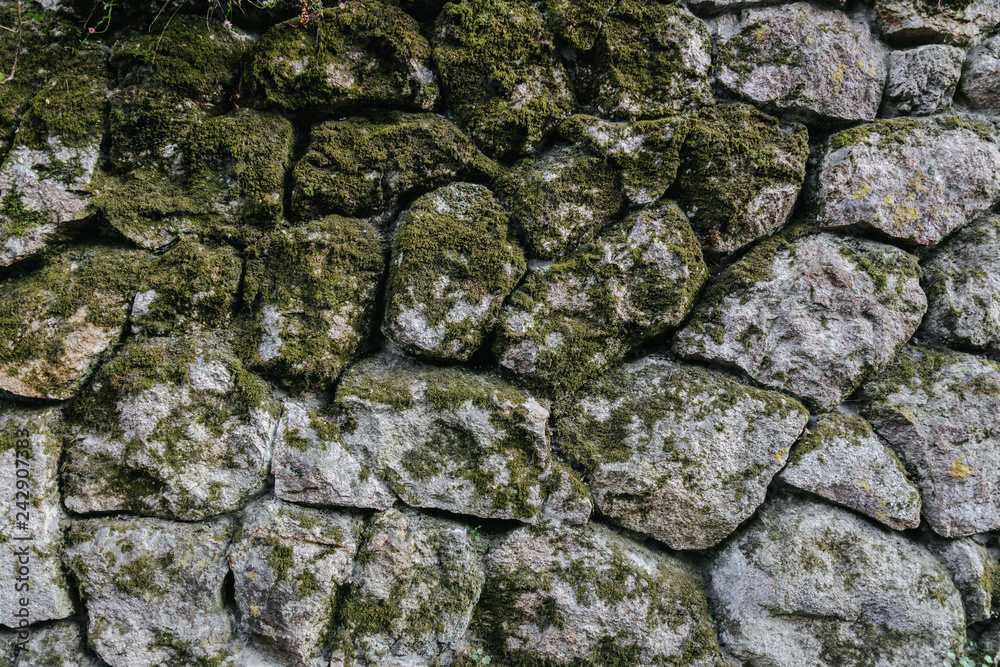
876 0 1000 46
960 35 1000 111
779 412 922 530
554 357 808 549
472 521 725 666
815 116 1000 246
709 493 966 666
63 334 280 521
714 3 887 123
925 536 1000 624
861 345 1000 537
882 44 965 117
495 200 708 397
674 229 927 411
0 620 103 666
383 183 526 361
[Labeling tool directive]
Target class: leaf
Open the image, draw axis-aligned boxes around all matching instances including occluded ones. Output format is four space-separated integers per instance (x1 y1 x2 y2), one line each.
950 654 959 660
482 658 491 665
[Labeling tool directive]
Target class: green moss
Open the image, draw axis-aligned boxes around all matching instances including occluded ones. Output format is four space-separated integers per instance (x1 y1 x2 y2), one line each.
542 0 615 50
115 556 168 599
0 192 50 237
263 537 295 584
834 236 921 298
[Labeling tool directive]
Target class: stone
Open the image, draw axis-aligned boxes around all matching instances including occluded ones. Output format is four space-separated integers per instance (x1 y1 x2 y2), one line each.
555 357 808 550
542 0 616 50
63 515 237 667
882 44 965 116
244 0 438 113
240 216 385 394
860 344 1000 538
471 521 725 665
960 35 1000 111
559 114 689 207
62 334 280 521
495 200 707 397
708 493 966 666
0 405 74 627
291 112 498 220
779 412 922 530
333 508 486 666
876 0 1000 46
231 497 365 667
924 536 1000 624
714 3 887 123
0 245 150 401
433 0 574 159
921 213 1000 357
674 229 926 411
0 620 103 666
673 104 808 260
383 183 526 361
815 116 1000 246
689 0 847 13
539 461 594 525
494 145 622 260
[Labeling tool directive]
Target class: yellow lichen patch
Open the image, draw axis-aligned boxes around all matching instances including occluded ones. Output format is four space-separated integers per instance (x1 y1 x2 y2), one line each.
852 183 871 200
774 447 789 463
949 455 974 479
908 172 929 194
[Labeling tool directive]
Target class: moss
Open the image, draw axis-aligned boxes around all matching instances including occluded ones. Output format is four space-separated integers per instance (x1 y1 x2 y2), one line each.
115 556 168 599
0 192 50 237
787 413 874 465
542 0 615 50
834 236 921 298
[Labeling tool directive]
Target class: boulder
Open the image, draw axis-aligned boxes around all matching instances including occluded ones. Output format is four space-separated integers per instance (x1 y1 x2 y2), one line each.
924 536 1000 624
960 35 1000 111
876 0 1000 46
882 44 965 116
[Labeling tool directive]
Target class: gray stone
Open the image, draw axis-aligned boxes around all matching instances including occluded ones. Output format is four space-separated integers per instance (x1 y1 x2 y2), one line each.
674 229 927 411
876 0 1000 46
815 116 1000 246
961 36 1000 112
714 3 887 123
861 345 1000 537
925 536 1000 624
689 0 847 14
708 493 966 666
539 462 593 525
0 620 103 666
554 357 808 550
383 184 526 361
882 44 965 116
779 412 922 530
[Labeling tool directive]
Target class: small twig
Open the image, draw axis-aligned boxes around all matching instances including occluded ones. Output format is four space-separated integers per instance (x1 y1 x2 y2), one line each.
1 0 24 85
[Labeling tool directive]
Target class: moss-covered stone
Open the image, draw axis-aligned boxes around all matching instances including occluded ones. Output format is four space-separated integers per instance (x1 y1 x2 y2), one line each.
876 0 999 46
542 0 615 50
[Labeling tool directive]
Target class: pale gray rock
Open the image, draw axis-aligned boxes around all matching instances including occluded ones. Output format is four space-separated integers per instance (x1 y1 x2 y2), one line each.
383 183 526 361
861 345 1000 537
63 334 280 521
714 3 887 123
674 230 927 411
231 497 364 667
921 213 1000 357
961 36 1000 113
708 493 966 666
815 116 1000 246
471 521 726 665
925 536 1000 624
882 44 965 116
876 0 1000 46
333 508 486 667
554 357 808 550
779 412 922 530
689 0 847 13
0 620 103 666
538 462 593 525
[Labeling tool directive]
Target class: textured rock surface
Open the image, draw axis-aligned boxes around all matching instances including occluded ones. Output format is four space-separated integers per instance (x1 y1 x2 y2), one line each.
709 493 966 666
0 620 103 666
674 229 927 411
779 412 922 530
925 536 1000 624
960 35 1000 111
815 116 1000 246
554 357 808 549
714 3 887 123
876 0 1000 45
882 44 965 116
861 345 1000 537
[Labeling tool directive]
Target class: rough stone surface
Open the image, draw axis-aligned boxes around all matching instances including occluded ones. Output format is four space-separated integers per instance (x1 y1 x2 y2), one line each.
925 536 1000 624
554 357 808 549
961 35 1000 111
876 0 1000 46
708 493 966 666
882 44 965 117
674 229 927 411
0 620 103 666
714 3 887 123
861 344 1000 537
815 116 1000 246
779 412 922 530
383 183 526 361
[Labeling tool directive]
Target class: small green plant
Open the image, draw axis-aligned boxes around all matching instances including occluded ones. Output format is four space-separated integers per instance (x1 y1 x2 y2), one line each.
469 647 492 665
470 525 481 541
944 641 1000 667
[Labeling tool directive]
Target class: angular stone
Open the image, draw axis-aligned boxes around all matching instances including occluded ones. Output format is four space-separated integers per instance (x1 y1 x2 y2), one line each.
245 1 438 113
0 405 73 627
882 44 965 116
63 334 280 521
64 515 237 667
673 104 808 260
921 213 1000 357
231 497 364 667
924 536 1000 624
495 200 707 397
333 508 486 666
961 35 1000 111
539 461 593 525
708 494 965 666
674 229 927 411
383 183 526 361
559 114 689 207
240 216 385 394
433 0 574 158
542 0 615 50
495 146 622 260
0 620 102 666
779 412 922 530
861 345 1000 537
0 245 150 400
816 116 1000 246
274 396 395 510
714 3 887 123
876 0 1000 46
291 112 498 219
472 522 725 665
554 357 807 550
